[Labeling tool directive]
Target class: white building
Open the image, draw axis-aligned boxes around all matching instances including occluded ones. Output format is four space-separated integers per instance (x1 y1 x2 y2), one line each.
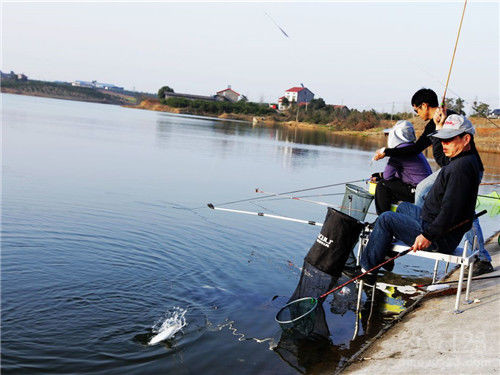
71 80 123 91
278 86 315 110
216 86 241 102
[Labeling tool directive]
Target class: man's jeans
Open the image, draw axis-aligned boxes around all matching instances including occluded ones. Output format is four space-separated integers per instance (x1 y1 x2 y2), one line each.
414 170 491 262
360 202 461 271
414 170 439 207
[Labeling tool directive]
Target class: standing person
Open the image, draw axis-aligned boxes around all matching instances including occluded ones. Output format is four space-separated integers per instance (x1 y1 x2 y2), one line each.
373 89 492 276
361 115 484 279
372 120 432 215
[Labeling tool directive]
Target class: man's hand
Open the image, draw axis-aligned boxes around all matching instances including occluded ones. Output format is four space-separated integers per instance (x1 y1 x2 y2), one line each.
411 234 432 252
433 107 447 129
373 148 386 161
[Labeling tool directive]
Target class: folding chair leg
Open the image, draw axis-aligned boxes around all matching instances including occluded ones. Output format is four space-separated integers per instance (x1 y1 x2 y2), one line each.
356 239 363 266
465 236 479 304
432 260 439 284
453 242 469 314
465 257 476 304
352 281 364 340
444 261 449 275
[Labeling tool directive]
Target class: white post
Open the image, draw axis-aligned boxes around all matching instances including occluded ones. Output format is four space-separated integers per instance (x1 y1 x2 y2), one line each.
432 260 439 284
465 236 478 304
453 241 469 314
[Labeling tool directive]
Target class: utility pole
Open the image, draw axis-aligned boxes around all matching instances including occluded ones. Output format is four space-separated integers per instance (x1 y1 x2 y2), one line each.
390 102 395 121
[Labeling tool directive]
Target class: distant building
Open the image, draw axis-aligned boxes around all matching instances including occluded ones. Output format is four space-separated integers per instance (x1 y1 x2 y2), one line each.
95 82 124 92
72 80 95 88
490 109 500 119
216 86 240 103
164 91 217 102
0 70 27 80
278 86 314 110
330 104 349 111
71 80 124 92
277 96 286 111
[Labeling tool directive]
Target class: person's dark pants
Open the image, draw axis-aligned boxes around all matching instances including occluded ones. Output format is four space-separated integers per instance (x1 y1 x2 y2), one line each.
360 202 462 271
374 178 415 215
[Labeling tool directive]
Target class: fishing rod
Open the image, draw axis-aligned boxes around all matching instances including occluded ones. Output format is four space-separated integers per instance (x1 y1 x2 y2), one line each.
317 209 487 301
440 0 468 108
478 193 500 199
206 204 323 226
206 179 366 208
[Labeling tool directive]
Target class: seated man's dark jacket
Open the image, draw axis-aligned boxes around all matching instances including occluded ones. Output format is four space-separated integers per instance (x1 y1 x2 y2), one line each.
384 109 484 172
421 149 481 250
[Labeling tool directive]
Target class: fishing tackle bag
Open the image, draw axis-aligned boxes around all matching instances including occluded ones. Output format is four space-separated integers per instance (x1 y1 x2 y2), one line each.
304 207 364 277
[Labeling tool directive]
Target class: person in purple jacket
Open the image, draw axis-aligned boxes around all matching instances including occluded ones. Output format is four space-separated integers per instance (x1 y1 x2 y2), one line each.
372 120 432 215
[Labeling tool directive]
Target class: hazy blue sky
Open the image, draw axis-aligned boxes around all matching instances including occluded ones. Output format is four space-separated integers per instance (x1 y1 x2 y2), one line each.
2 1 498 112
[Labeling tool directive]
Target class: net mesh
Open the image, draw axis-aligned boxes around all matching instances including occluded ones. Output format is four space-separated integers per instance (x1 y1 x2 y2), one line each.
282 260 338 338
276 297 317 337
340 183 374 222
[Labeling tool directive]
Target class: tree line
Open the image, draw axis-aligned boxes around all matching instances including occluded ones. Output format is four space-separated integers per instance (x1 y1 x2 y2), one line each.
157 86 494 128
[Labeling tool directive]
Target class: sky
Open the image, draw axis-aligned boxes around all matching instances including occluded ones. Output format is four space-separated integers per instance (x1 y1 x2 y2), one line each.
1 1 499 113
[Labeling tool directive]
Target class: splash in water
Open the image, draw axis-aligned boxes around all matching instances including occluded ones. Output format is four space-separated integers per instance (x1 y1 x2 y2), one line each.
148 307 187 346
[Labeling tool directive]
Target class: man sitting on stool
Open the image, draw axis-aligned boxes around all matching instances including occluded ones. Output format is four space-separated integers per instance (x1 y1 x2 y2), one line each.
360 115 483 281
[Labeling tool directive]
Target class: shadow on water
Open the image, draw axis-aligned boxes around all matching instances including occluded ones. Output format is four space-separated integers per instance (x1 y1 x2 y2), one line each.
156 115 500 179
155 115 384 151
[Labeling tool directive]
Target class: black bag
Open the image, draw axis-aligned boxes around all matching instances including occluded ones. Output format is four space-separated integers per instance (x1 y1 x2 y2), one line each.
304 207 364 277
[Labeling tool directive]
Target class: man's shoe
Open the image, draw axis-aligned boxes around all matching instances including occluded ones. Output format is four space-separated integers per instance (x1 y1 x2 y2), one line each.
471 260 494 277
342 265 361 279
381 251 397 272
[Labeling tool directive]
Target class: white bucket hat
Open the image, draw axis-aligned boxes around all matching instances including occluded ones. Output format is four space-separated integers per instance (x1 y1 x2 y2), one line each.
387 120 416 149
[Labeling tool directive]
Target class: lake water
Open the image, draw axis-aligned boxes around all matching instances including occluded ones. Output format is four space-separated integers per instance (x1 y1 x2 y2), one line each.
2 94 499 374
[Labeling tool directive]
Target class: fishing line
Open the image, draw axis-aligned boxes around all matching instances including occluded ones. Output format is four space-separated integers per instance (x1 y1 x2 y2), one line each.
256 188 334 207
275 210 487 335
207 319 277 348
255 188 377 216
203 179 366 208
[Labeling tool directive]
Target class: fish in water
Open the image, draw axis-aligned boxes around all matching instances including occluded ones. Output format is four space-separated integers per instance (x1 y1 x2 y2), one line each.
148 307 187 346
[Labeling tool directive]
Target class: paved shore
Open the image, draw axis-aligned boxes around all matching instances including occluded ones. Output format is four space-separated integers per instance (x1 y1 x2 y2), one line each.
344 234 500 374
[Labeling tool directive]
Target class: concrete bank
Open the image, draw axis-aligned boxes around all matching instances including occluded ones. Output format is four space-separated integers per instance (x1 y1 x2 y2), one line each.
344 233 500 374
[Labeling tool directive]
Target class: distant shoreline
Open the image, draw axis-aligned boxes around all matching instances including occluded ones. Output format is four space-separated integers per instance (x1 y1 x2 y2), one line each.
135 99 500 154
4 90 499 154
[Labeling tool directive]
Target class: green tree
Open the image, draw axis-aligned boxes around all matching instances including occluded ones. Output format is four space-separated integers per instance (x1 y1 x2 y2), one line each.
158 86 174 100
471 101 490 117
281 97 289 107
310 98 326 110
445 97 466 115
